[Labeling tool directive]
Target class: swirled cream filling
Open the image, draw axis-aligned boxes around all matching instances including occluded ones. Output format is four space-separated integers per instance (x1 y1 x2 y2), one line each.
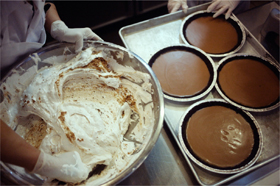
1 47 154 185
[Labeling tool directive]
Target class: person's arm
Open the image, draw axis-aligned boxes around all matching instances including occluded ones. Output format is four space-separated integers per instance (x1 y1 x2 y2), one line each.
44 2 103 53
207 0 241 19
0 120 40 171
44 2 61 34
168 0 188 13
0 119 89 183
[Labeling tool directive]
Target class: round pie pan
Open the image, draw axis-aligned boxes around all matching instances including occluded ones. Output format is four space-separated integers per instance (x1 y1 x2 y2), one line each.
215 54 280 112
148 45 216 102
178 99 263 174
180 10 246 58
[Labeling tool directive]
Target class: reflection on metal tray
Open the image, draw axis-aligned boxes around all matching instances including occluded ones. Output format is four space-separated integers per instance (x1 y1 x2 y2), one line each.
119 3 279 186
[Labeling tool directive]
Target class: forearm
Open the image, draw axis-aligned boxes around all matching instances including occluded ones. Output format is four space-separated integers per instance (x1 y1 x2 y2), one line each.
45 2 61 33
0 120 40 171
44 2 102 52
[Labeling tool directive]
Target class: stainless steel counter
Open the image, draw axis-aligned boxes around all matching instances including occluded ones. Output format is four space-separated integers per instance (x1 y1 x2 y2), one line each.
117 2 280 185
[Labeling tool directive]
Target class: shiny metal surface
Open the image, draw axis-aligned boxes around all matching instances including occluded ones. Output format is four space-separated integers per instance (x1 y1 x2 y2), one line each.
148 45 217 102
215 53 280 112
0 41 165 185
178 99 263 174
119 3 279 185
180 10 246 58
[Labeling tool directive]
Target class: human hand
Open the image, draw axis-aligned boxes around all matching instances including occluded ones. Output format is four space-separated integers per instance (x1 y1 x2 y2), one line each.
32 151 89 183
207 0 241 19
168 0 188 13
50 20 103 53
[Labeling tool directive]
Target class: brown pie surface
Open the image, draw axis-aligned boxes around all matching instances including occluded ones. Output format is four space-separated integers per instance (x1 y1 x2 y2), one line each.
185 16 239 54
152 50 210 96
218 58 280 108
186 105 254 168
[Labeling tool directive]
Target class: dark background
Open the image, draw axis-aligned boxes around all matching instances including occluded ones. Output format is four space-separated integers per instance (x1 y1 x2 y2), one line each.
46 1 272 47
46 1 169 46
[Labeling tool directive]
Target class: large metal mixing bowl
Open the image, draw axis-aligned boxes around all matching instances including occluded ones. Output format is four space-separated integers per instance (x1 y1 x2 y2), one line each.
0 41 164 185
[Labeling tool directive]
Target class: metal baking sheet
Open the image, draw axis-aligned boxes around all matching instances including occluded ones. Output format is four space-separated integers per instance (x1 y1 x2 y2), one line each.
119 3 280 186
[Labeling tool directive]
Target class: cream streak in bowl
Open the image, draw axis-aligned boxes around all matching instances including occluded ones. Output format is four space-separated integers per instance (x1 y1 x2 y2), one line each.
0 41 164 185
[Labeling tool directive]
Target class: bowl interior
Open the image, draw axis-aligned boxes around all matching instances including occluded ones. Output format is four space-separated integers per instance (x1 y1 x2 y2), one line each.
0 41 164 185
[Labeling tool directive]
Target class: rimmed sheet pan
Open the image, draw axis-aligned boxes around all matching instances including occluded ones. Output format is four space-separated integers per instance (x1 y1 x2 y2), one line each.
119 3 279 185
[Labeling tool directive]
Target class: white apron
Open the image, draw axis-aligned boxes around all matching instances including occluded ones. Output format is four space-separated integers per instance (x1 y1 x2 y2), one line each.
0 0 46 72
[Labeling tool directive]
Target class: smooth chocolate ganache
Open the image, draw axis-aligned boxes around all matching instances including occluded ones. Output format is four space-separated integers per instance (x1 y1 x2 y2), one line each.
186 105 254 168
185 16 239 54
151 50 210 97
218 58 280 108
